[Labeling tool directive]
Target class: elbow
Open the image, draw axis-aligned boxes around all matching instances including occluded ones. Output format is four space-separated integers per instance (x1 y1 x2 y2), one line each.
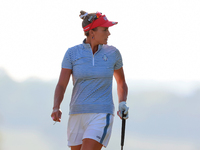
56 83 66 94
118 81 128 91
125 82 128 93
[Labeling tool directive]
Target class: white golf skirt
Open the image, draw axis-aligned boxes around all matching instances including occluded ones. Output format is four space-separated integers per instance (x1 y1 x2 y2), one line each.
67 113 114 147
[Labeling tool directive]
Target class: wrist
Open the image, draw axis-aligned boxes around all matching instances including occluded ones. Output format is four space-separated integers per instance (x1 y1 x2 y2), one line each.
119 101 126 104
53 107 60 111
52 108 61 113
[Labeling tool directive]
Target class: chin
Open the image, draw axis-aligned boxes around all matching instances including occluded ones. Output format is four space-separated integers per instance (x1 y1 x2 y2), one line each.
104 40 108 45
100 42 107 45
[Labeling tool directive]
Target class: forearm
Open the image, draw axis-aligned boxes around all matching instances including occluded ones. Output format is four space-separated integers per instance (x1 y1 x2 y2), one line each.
117 82 128 103
53 84 66 110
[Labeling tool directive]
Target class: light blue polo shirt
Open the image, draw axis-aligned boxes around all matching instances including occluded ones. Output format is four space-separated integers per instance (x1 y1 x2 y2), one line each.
62 39 123 115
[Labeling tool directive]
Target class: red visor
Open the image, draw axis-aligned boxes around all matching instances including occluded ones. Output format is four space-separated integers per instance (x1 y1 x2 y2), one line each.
83 15 118 32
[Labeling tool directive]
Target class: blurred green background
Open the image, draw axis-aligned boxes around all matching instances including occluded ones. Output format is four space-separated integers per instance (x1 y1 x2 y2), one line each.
1 68 200 150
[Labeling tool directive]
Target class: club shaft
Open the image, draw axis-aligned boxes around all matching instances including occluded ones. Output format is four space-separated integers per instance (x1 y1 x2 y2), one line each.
121 111 126 147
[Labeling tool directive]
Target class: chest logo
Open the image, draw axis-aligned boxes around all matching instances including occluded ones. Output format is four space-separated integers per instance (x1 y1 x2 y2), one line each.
103 54 108 61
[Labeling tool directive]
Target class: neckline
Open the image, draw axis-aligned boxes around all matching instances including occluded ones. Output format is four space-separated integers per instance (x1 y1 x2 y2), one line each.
82 39 103 53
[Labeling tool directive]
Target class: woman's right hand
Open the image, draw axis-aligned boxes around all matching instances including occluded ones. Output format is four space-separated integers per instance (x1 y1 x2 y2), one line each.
51 108 62 122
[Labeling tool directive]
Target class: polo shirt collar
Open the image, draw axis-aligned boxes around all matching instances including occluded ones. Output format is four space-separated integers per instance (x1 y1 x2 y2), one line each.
82 39 103 51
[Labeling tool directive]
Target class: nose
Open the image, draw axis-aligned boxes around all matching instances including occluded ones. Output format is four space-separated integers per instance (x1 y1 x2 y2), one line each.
108 30 111 36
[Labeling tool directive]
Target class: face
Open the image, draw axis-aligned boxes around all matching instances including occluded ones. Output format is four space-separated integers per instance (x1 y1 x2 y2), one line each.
92 27 111 45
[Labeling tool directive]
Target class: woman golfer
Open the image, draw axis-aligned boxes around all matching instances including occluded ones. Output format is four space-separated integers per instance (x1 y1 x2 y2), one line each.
51 10 129 150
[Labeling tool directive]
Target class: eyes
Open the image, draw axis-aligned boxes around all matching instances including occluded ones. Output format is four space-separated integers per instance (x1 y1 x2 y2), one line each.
104 28 109 31
97 27 109 33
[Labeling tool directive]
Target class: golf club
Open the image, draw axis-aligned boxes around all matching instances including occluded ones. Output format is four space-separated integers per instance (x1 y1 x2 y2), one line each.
121 111 126 150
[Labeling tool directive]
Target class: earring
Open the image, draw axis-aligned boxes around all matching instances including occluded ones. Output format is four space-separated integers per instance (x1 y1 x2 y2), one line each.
92 37 94 39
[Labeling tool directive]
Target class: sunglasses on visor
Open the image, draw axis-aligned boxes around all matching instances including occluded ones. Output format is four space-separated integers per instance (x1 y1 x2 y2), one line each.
88 12 102 23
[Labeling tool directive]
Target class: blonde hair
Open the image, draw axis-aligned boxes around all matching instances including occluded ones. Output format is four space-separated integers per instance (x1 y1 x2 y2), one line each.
79 10 98 36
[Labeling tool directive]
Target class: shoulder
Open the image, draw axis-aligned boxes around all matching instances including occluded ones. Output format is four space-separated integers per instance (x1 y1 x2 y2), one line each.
102 45 121 56
102 45 118 51
65 44 84 57
67 44 83 52
63 44 84 61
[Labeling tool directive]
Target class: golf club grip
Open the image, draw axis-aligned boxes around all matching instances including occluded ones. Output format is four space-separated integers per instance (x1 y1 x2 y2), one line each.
121 111 126 147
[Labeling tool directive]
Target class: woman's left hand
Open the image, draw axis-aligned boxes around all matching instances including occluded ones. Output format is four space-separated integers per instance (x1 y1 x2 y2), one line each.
117 101 129 119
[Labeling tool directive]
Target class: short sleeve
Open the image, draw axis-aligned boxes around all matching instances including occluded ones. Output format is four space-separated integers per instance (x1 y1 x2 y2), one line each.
114 49 123 70
62 49 73 69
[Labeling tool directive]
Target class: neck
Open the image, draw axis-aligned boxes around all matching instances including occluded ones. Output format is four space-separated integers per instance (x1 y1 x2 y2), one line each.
85 38 98 54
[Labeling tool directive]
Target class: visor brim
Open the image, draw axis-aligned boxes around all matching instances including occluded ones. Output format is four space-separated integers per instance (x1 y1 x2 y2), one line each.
100 21 118 27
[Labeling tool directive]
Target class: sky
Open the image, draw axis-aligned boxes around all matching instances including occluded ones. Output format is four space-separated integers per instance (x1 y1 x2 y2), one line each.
0 0 200 82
